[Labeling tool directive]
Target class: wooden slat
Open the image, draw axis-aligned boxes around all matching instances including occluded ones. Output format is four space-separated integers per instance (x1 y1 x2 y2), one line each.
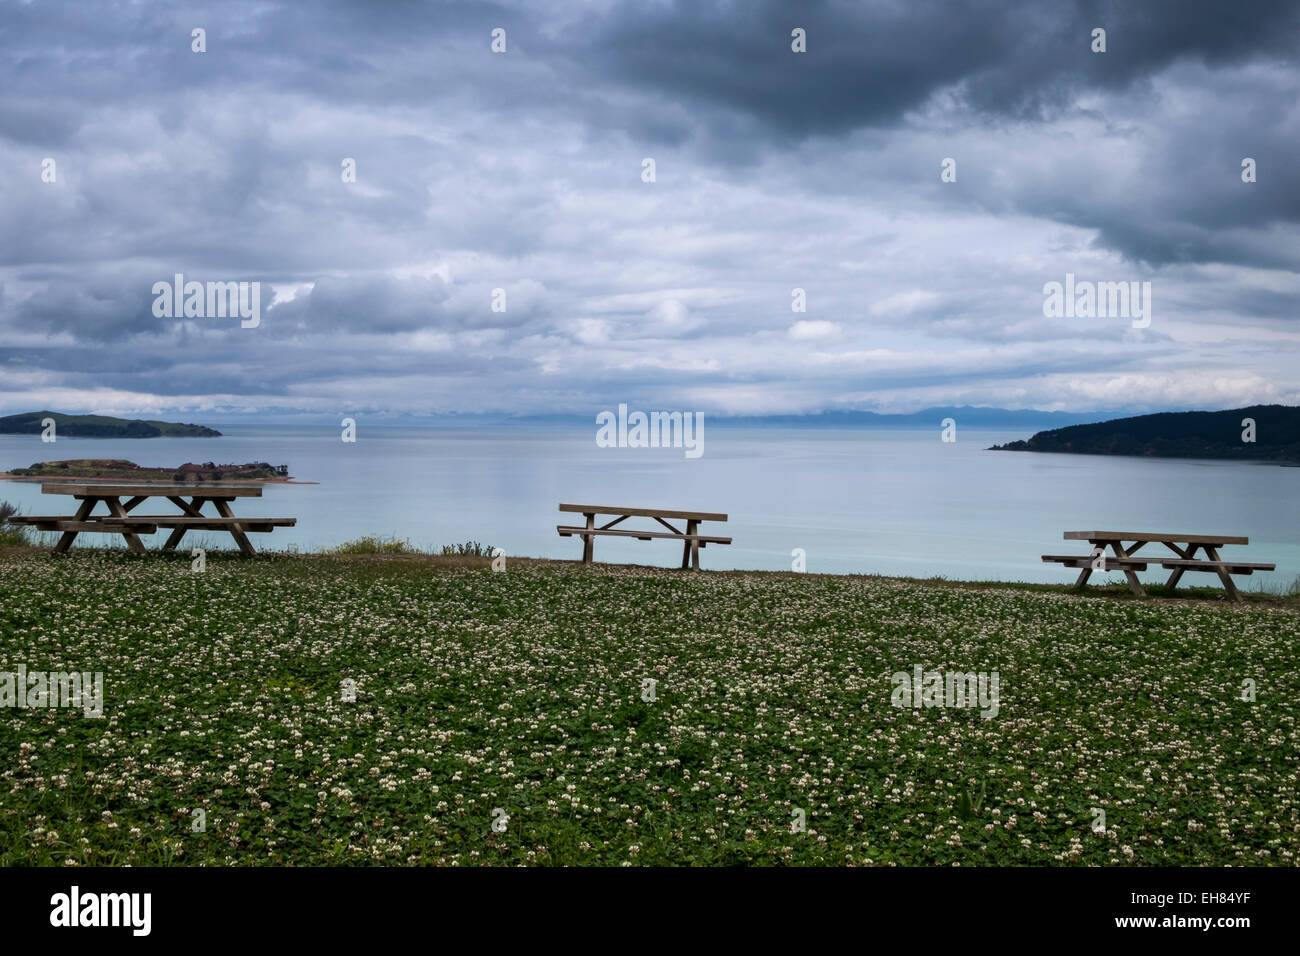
10 515 100 524
557 525 730 544
100 516 296 526
1159 559 1274 571
22 520 158 534
559 503 726 522
41 482 264 497
1064 530 1248 545
164 523 282 533
1041 554 1148 567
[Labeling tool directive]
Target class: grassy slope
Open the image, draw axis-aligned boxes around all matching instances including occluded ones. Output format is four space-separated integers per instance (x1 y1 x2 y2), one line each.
0 550 1296 866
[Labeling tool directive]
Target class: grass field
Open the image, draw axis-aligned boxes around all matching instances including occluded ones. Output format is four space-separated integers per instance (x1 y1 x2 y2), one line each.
1 549 1297 866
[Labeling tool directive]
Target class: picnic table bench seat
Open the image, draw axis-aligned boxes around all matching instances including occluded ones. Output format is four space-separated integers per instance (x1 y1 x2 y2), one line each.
11 516 160 534
101 515 296 528
1158 558 1275 574
1041 554 1149 570
557 503 730 570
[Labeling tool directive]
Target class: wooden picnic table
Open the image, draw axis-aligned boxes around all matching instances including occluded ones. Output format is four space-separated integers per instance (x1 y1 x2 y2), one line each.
9 482 295 556
557 503 731 570
1043 530 1274 602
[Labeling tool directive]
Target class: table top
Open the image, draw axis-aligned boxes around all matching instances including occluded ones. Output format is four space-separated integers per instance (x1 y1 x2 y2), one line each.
1064 530 1249 545
41 482 265 497
559 503 727 522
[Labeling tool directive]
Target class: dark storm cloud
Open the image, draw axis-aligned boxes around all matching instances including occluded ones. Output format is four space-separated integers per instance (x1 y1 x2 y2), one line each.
578 0 1300 267
585 0 1300 136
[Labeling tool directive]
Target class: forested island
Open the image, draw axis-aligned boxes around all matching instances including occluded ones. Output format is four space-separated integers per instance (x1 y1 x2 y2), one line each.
0 410 220 438
2 459 289 481
989 404 1300 463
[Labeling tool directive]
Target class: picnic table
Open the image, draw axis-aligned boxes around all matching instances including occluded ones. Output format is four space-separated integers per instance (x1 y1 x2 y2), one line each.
1043 530 1275 602
556 503 731 570
9 482 295 556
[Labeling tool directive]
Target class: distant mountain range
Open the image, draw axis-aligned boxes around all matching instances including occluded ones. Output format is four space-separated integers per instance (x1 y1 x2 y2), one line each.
0 411 221 438
704 406 1109 429
475 405 1110 429
989 405 1300 463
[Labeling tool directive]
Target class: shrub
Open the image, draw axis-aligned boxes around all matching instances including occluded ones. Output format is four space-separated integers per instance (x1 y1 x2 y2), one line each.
0 500 30 547
438 540 496 557
330 535 421 555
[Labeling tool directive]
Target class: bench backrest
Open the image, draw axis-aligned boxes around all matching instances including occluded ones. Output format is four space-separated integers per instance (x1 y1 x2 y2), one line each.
559 503 727 522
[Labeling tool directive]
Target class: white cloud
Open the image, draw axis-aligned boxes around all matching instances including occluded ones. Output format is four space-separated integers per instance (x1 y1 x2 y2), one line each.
643 299 701 336
788 320 840 341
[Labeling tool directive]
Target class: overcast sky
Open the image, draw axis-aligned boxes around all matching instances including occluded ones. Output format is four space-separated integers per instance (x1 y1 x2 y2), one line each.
1 0 1297 420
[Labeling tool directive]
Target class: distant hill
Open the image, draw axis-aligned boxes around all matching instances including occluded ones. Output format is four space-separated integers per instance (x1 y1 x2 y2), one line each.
0 411 221 438
989 405 1300 462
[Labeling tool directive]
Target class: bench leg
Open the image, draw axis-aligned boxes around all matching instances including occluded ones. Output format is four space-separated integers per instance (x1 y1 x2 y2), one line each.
162 527 188 552
1110 541 1146 597
213 499 256 556
681 519 699 570
582 513 594 564
162 495 203 551
53 498 97 553
1204 546 1242 602
680 519 697 569
1164 543 1196 590
1072 567 1092 588
105 498 147 554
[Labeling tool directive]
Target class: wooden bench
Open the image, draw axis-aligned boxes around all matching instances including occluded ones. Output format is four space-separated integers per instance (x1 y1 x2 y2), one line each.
557 503 730 570
15 516 160 535
103 515 296 530
1041 554 1149 571
1043 531 1274 602
10 482 296 556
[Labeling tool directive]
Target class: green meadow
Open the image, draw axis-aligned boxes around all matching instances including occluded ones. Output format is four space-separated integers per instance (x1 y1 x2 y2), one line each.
1 550 1296 866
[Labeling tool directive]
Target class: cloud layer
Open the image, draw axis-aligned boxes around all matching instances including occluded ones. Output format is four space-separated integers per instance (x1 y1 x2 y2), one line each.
1 0 1297 418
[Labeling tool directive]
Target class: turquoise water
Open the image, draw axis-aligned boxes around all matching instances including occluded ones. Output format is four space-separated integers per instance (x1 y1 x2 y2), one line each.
1 424 1296 589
